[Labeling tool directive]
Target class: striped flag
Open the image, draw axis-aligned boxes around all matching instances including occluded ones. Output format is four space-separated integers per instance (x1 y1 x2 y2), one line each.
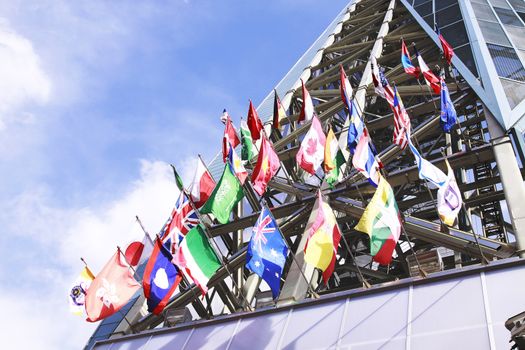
401 40 420 78
272 90 287 130
371 56 395 107
298 79 317 123
392 85 411 150
415 46 441 94
352 128 381 187
339 65 353 110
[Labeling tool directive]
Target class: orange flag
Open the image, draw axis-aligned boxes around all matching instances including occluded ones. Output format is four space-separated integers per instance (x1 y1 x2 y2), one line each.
85 250 140 322
252 136 281 195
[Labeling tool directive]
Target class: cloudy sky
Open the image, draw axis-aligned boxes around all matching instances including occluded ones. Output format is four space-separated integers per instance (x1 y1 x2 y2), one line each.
0 1 348 348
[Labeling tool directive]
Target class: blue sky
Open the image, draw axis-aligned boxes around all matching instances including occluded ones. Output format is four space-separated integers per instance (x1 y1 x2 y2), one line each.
0 1 348 348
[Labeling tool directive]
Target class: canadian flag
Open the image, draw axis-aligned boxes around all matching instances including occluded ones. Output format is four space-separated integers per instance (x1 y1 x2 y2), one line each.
296 116 326 175
189 157 216 208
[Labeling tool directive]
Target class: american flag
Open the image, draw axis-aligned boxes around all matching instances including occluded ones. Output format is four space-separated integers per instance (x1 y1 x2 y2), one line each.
162 191 199 253
392 85 411 150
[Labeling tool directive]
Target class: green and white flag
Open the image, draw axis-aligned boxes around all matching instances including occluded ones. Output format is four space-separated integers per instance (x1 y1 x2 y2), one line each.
175 225 221 293
326 150 346 188
201 163 244 224
240 119 255 162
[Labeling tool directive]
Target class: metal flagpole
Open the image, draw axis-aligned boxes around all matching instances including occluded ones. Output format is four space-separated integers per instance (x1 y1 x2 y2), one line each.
337 228 371 288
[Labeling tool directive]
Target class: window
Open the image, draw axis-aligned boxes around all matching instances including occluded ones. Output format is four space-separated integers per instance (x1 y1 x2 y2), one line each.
436 4 463 28
478 20 512 46
494 7 525 26
487 43 525 82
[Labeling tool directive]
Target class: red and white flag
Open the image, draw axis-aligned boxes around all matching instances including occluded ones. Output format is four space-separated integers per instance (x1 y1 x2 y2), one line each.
298 79 317 123
296 115 326 175
340 65 353 110
415 46 441 94
189 157 216 208
392 85 411 150
252 136 281 195
247 99 264 141
85 250 141 322
370 56 395 107
124 232 154 267
222 115 240 162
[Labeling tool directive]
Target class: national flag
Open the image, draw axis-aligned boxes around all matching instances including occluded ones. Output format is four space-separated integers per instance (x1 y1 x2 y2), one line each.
247 99 264 141
437 27 454 64
298 79 316 123
326 150 346 189
246 206 288 299
240 119 256 162
371 56 395 107
174 225 221 294
220 108 230 124
339 65 353 110
392 85 411 150
272 90 287 130
228 142 248 185
346 100 365 155
164 190 200 251
85 250 141 322
296 115 326 175
440 76 457 133
415 46 441 94
355 175 402 265
222 114 240 162
69 266 95 316
408 138 447 187
189 157 216 209
124 232 154 267
252 136 280 196
401 40 420 78
170 164 185 192
324 126 339 173
437 160 462 226
352 128 381 187
143 238 182 314
304 191 342 284
201 162 244 224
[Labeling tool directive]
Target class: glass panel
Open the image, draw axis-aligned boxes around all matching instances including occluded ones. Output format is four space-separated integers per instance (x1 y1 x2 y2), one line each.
519 11 525 22
436 4 463 27
423 14 435 28
414 0 432 6
478 20 512 46
506 25 525 49
455 44 480 77
436 0 458 11
487 43 525 81
229 311 290 350
146 329 194 349
509 0 525 11
415 2 433 17
489 0 512 8
471 0 490 4
501 78 525 108
472 3 499 22
184 320 240 349
111 337 150 350
441 21 470 47
495 7 525 25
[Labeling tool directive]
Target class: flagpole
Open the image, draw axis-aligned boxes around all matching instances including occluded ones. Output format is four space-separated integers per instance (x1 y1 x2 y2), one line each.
117 246 138 278
337 228 371 288
80 257 88 268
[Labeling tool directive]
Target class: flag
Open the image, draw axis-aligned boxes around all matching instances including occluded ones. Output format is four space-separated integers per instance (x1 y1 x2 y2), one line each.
437 160 462 226
415 46 441 94
401 40 420 78
246 206 288 299
392 85 411 149
247 99 264 141
440 77 457 133
222 114 240 162
355 175 402 265
346 100 365 155
85 250 141 322
228 142 248 185
143 238 182 314
352 128 381 187
304 191 342 284
170 164 185 192
437 27 454 64
124 232 154 267
220 108 230 124
408 138 447 187
201 163 244 224
240 119 256 162
174 225 221 294
298 79 316 123
164 190 200 251
326 150 346 189
296 115 326 175
273 90 287 129
340 65 353 110
189 157 216 209
69 266 95 316
371 56 395 106
252 136 280 196
324 126 339 173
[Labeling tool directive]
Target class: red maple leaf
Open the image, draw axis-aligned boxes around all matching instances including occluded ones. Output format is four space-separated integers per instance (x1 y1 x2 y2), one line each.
305 137 318 156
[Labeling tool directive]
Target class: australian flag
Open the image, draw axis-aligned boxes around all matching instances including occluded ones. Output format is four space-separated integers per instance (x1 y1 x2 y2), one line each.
440 77 457 133
246 206 288 299
143 238 182 315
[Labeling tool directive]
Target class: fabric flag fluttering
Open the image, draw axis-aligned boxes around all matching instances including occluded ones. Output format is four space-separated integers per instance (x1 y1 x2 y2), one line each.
407 138 447 187
437 160 463 226
228 143 248 185
246 206 288 299
298 79 316 123
164 190 200 251
437 27 454 64
371 56 395 106
324 126 339 173
355 175 402 265
346 100 365 155
440 76 457 133
296 115 326 175
220 108 230 124
273 90 287 130
173 225 221 294
304 191 342 284
401 40 420 78
252 136 280 196
240 119 256 162
247 99 264 141
352 128 381 187
189 157 216 209
326 150 346 189
143 238 182 314
201 162 244 224
340 65 353 110
124 232 154 267
415 45 441 94
222 114 240 162
69 266 95 316
392 85 411 150
85 250 141 322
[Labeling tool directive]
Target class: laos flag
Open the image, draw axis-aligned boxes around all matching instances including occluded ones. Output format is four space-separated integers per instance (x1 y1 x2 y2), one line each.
143 238 182 315
401 40 419 78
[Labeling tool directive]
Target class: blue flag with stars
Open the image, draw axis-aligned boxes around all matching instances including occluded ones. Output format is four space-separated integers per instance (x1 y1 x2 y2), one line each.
440 77 457 133
246 206 288 299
